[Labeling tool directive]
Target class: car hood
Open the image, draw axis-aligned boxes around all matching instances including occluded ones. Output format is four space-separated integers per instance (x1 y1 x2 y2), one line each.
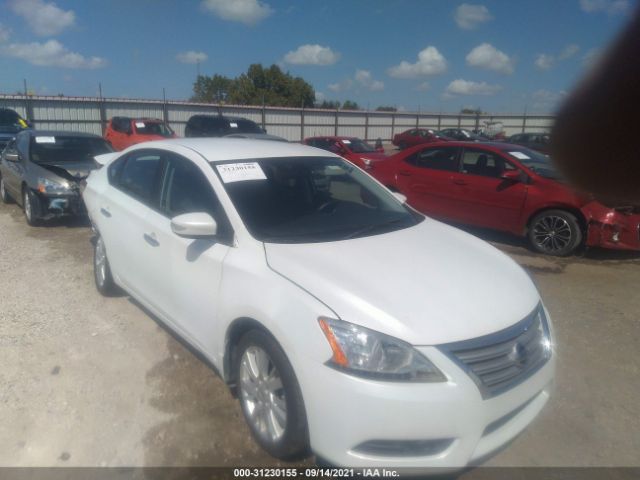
38 161 99 181
264 219 539 345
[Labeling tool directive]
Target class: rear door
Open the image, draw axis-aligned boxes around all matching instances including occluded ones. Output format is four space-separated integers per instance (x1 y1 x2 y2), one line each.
100 149 169 307
454 147 528 233
395 145 465 221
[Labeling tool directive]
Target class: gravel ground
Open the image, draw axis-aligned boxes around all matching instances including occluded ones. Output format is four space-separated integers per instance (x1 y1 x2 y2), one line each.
0 197 639 470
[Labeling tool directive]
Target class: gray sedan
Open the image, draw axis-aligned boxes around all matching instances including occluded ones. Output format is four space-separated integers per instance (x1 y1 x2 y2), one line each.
0 130 113 225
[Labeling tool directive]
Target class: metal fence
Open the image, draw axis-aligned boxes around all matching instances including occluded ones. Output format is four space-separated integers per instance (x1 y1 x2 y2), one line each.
0 94 555 142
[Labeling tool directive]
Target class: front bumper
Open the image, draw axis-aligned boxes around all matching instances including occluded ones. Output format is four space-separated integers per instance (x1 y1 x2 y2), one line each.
33 190 86 219
583 203 640 251
296 340 555 469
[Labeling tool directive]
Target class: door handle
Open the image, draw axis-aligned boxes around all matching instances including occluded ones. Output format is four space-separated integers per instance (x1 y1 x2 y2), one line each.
452 178 467 186
100 207 111 218
398 169 412 176
143 232 160 247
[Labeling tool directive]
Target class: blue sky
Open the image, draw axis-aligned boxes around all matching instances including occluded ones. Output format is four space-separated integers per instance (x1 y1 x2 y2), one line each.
0 0 636 113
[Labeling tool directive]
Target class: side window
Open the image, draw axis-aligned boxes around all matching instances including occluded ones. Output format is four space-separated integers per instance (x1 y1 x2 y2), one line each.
160 155 231 237
511 134 522 142
461 149 505 178
117 152 163 205
108 157 126 184
405 147 459 172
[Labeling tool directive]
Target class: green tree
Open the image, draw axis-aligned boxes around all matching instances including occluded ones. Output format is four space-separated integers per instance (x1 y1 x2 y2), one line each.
342 100 360 110
316 100 341 109
191 64 315 108
460 107 483 115
375 105 397 112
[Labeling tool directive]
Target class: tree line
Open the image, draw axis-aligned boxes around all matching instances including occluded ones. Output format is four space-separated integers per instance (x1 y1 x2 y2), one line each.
191 63 398 111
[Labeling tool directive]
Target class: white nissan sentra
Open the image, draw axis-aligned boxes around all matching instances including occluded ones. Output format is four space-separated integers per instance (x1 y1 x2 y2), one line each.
83 138 555 468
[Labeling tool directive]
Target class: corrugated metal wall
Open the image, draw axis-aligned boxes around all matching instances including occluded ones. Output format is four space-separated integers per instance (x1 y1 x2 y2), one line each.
0 94 554 142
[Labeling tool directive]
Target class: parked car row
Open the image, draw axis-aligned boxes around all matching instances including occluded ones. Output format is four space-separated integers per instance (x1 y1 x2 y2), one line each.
0 128 557 469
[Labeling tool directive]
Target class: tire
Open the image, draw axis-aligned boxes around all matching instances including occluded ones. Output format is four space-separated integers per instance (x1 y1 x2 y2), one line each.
23 188 40 226
94 234 118 296
0 177 13 204
235 329 309 460
528 209 582 256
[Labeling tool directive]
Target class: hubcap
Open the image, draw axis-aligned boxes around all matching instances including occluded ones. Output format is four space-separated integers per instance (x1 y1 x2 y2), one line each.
95 237 107 286
24 192 31 221
533 215 572 253
239 346 287 443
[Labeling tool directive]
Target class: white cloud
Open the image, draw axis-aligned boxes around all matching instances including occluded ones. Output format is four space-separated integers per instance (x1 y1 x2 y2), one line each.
579 0 629 14
534 54 555 70
534 44 580 70
531 89 567 111
283 44 340 66
415 81 430 92
9 0 75 36
466 43 514 74
176 51 208 64
0 24 10 43
454 4 493 29
328 79 352 93
315 91 325 102
387 46 447 78
559 44 580 60
0 39 106 69
445 79 502 96
354 69 384 91
201 0 273 26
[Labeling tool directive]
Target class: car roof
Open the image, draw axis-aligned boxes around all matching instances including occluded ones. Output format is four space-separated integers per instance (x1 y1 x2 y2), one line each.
139 138 339 162
22 130 103 139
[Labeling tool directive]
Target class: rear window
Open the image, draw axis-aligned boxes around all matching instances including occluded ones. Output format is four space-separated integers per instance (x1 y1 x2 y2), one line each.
30 136 113 164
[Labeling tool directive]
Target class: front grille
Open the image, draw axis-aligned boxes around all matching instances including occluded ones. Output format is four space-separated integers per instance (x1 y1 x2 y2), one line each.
440 305 551 399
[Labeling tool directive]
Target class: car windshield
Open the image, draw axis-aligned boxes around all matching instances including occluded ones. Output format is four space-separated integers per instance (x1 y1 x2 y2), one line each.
213 156 423 243
505 148 561 180
344 138 375 153
134 121 174 137
30 136 113 164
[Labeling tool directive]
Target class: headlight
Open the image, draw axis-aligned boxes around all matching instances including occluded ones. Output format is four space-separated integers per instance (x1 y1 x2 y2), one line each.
37 177 70 194
318 317 446 382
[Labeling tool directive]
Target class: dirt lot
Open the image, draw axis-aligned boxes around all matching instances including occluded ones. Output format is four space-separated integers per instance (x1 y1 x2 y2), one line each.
0 198 639 470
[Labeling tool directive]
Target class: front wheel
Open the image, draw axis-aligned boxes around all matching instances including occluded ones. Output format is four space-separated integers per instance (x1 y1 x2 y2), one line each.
23 188 40 226
235 330 309 460
0 177 12 203
528 210 582 256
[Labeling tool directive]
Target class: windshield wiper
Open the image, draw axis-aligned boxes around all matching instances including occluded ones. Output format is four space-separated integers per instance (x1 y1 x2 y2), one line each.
342 218 408 240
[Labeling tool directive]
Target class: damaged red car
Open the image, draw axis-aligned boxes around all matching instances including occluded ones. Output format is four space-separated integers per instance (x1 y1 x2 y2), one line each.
369 142 640 256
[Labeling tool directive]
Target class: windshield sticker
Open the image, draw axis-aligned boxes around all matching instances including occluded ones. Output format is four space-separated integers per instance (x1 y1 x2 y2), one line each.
342 139 351 144
35 136 56 144
509 151 531 160
135 122 145 128
217 162 267 183
229 122 238 128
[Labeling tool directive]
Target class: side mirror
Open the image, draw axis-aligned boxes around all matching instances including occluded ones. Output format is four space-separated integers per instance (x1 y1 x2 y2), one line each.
500 170 523 182
171 212 218 238
392 191 407 204
5 152 20 162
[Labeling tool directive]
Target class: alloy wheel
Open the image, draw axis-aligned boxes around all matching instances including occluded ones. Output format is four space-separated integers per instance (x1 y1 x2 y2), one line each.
95 237 107 287
532 215 573 254
24 191 32 222
239 346 288 443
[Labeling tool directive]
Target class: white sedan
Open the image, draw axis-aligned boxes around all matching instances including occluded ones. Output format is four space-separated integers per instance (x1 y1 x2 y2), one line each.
83 138 555 468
